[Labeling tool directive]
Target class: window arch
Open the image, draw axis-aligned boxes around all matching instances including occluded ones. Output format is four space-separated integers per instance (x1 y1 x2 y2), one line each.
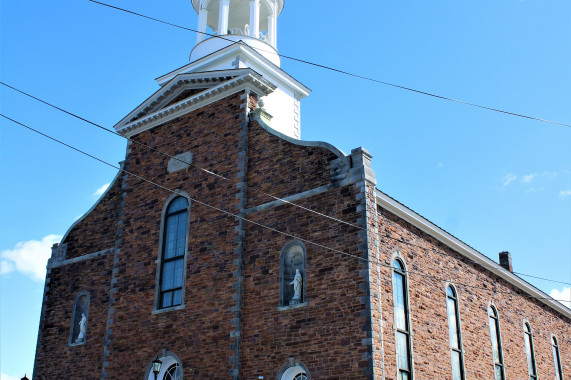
392 258 413 380
552 335 563 380
446 285 464 380
280 364 310 380
69 292 89 345
279 241 306 307
156 196 190 310
488 305 505 380
523 322 537 380
146 355 183 380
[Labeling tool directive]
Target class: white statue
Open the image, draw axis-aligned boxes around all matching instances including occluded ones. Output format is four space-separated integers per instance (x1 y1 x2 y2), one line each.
289 269 302 305
76 313 87 343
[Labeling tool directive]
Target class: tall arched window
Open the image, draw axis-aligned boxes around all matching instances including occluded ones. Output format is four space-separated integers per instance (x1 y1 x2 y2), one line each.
523 323 537 380
69 292 89 345
158 196 189 309
446 285 464 380
279 241 306 307
392 258 412 380
552 336 563 380
488 305 505 380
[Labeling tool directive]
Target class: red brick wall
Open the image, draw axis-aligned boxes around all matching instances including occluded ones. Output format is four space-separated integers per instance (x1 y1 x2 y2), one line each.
62 172 123 259
34 254 113 379
377 206 570 380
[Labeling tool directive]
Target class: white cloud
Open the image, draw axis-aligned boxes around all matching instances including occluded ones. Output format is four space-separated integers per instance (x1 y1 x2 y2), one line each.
1 372 24 380
93 183 110 197
502 173 517 186
550 287 571 309
521 173 537 183
1 235 62 281
559 190 571 200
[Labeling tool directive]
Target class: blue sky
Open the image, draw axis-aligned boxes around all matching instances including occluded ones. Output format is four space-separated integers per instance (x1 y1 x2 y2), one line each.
1 0 570 378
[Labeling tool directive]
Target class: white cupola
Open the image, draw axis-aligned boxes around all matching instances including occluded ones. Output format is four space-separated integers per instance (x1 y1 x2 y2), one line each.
126 0 310 140
191 0 283 66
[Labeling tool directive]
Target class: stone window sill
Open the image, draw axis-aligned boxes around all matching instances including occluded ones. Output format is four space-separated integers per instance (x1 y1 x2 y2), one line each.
69 341 86 347
278 302 308 312
152 304 185 315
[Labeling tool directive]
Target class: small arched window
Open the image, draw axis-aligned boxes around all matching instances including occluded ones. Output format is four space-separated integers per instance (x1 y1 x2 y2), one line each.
392 258 412 380
488 305 505 380
446 285 464 380
523 323 537 380
552 336 563 380
69 292 89 345
279 241 306 307
280 365 309 380
158 196 189 309
146 355 183 380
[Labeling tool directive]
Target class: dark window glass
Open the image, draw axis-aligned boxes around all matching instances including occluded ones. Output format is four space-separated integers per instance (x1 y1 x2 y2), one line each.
163 363 182 380
159 197 188 309
293 374 308 380
393 259 412 379
446 285 464 380
523 323 537 380
488 306 505 380
552 336 563 380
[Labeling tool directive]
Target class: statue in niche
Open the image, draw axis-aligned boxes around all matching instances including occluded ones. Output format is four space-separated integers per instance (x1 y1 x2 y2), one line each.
289 269 302 305
76 313 87 343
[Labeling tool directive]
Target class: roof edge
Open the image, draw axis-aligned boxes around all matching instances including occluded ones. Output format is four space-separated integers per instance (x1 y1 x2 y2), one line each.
375 189 571 319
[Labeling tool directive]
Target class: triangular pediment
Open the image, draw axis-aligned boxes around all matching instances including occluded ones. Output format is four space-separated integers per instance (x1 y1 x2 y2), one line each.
113 68 276 137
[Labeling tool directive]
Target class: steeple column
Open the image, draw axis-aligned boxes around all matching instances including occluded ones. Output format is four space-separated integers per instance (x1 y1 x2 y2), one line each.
249 0 260 38
267 14 276 47
218 0 230 35
197 6 208 43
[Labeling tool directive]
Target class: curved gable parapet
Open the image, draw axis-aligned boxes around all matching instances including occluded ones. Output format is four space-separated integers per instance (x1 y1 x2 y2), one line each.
58 167 124 260
246 110 357 209
250 108 347 159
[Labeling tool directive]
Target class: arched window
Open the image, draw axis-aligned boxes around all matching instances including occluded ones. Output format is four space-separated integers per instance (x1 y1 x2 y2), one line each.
446 285 464 380
523 323 537 380
488 305 505 380
279 241 306 307
552 336 563 380
280 365 309 380
146 355 183 380
69 292 89 345
392 259 412 380
158 196 189 309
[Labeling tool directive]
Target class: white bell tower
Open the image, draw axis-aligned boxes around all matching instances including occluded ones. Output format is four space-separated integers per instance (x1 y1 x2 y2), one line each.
192 0 281 65
153 0 310 139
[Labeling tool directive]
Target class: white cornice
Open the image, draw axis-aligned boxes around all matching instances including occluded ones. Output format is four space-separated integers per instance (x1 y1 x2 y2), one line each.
115 70 276 138
156 43 310 98
375 189 571 319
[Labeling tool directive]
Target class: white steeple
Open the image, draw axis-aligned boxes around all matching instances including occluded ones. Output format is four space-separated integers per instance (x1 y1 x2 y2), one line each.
146 0 309 139
191 0 283 66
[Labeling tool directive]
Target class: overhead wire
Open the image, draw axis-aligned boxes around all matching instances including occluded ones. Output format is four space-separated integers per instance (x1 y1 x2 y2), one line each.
2 80 570 289
2 112 570 308
86 0 571 129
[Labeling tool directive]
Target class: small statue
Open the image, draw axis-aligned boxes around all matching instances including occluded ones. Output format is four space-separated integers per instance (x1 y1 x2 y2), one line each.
289 269 302 305
76 313 87 343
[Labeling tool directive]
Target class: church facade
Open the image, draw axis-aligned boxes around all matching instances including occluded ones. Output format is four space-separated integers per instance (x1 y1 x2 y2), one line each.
33 1 569 379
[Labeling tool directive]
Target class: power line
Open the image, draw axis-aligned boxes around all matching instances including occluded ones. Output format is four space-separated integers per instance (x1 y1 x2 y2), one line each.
2 80 570 289
2 113 569 309
87 0 571 129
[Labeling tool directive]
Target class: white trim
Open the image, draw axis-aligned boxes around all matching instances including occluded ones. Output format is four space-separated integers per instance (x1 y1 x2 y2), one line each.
376 190 571 319
116 71 276 138
158 43 310 98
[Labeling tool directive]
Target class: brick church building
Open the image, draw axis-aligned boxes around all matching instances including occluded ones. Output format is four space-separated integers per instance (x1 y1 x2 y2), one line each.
33 0 569 379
